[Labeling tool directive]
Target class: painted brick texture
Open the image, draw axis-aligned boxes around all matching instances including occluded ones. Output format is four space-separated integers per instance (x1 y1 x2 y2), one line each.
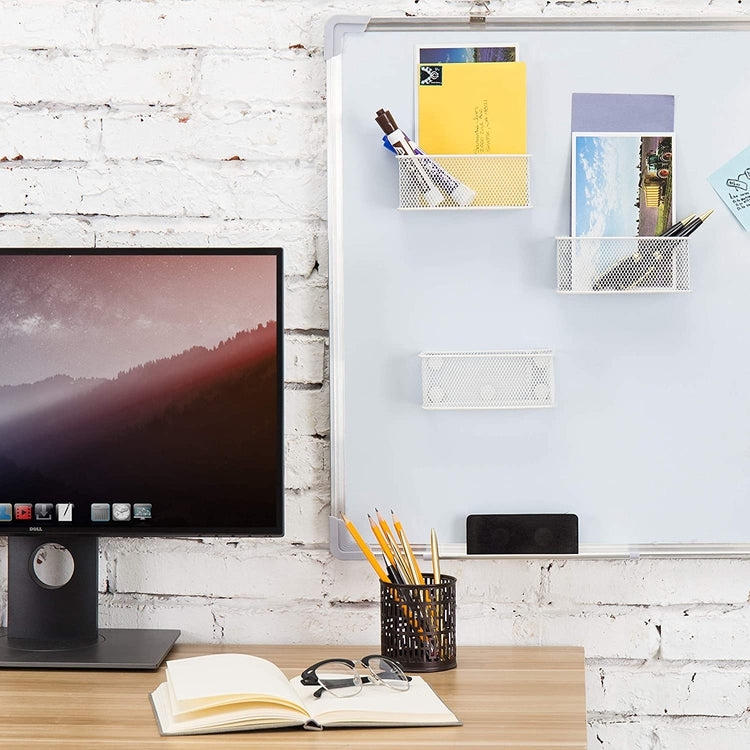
0 2 749 748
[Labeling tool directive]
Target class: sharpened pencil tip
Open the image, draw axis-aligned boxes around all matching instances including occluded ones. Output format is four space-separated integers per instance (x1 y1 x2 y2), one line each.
699 209 714 221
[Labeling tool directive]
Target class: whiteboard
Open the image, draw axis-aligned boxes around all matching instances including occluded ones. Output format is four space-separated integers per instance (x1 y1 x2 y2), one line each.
326 16 750 557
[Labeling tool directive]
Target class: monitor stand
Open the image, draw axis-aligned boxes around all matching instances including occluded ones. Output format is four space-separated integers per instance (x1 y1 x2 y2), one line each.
0 536 179 669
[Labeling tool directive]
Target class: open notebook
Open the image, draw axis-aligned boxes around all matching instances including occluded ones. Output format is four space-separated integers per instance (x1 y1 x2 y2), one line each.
150 653 461 735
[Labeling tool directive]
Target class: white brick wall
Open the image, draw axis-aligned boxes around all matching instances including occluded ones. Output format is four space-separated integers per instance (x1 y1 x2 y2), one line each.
0 51 195 105
0 1 95 49
1 2 749 748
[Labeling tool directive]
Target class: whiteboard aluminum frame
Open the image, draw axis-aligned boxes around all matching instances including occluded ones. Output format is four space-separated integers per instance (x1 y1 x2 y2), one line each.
326 14 750 560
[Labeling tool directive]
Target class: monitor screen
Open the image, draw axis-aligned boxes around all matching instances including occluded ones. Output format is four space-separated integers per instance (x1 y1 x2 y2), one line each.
0 249 283 536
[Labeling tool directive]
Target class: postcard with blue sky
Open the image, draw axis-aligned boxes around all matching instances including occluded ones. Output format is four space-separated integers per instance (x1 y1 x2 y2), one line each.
572 132 674 237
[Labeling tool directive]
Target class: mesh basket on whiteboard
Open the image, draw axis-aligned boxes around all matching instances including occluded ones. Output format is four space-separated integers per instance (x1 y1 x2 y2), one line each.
420 350 555 410
556 237 691 293
397 155 531 209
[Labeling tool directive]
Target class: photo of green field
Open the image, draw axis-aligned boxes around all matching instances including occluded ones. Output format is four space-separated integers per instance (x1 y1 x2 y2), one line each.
639 136 673 235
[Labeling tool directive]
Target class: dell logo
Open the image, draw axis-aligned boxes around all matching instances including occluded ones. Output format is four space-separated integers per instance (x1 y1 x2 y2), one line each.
29 526 43 532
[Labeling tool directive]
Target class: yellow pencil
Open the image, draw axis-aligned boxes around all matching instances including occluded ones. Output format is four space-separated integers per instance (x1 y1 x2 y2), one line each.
375 508 414 583
391 510 425 585
368 514 396 566
368 518 434 647
392 510 440 638
340 513 389 582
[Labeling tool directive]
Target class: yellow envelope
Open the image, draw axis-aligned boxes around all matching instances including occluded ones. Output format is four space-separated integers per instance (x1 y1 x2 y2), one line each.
417 61 526 155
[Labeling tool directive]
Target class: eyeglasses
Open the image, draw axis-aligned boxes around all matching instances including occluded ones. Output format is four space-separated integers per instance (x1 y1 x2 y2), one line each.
300 655 411 699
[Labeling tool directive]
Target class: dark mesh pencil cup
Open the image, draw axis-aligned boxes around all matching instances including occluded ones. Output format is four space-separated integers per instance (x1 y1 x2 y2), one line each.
379 574 456 672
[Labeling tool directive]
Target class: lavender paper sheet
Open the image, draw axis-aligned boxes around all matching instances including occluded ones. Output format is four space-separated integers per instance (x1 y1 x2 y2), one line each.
572 93 674 132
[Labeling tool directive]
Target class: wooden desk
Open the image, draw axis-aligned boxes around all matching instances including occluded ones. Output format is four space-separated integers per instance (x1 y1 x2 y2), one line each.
2 644 586 749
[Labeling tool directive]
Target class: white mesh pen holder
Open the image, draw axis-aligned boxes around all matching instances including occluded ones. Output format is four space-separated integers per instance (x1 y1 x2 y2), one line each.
420 350 555 410
397 154 530 209
556 237 691 293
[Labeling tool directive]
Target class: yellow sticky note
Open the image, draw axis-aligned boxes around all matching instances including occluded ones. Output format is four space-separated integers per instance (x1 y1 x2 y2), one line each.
417 61 526 155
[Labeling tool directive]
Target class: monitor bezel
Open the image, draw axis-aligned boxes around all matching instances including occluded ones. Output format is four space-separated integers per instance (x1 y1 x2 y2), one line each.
0 247 284 538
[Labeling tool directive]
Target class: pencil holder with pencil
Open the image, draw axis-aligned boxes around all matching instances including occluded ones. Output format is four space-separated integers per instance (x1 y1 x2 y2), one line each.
380 574 457 673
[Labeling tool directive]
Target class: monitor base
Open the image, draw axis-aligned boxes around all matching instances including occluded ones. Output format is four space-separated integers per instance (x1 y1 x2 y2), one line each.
0 627 180 669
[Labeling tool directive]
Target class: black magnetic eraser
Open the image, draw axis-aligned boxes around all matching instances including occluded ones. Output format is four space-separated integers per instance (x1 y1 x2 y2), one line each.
466 514 578 555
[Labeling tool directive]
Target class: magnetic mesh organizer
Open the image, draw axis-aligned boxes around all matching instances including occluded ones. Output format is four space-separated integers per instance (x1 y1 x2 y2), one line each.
420 350 555 410
556 237 691 293
397 155 531 209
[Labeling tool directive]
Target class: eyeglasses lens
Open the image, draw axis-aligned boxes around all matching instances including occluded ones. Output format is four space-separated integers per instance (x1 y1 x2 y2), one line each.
317 661 361 698
367 657 410 691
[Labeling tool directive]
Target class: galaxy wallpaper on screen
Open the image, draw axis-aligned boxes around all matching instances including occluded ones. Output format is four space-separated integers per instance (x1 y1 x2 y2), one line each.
0 252 280 530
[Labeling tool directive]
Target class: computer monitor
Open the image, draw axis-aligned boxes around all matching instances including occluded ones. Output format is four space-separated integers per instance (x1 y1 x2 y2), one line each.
0 248 283 668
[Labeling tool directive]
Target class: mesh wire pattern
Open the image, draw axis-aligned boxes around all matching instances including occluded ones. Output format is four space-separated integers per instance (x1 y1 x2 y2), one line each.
556 236 691 293
420 350 555 410
397 154 530 209
380 574 456 672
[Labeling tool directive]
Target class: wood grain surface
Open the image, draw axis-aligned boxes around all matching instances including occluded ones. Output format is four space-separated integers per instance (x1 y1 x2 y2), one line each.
0 644 586 749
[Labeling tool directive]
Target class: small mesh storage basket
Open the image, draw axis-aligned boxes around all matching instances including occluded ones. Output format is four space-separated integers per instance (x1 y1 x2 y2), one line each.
556 236 690 293
380 574 456 673
420 350 555 409
397 155 530 209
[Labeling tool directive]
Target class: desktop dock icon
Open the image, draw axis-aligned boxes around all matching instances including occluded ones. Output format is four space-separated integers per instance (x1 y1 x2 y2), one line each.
34 503 54 521
56 503 74 522
15 504 32 521
112 503 132 521
0 503 11 522
133 504 152 520
91 503 111 522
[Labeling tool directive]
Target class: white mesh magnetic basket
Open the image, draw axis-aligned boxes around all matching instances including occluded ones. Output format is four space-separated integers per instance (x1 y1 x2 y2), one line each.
420 350 555 410
556 237 690 293
397 154 531 209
